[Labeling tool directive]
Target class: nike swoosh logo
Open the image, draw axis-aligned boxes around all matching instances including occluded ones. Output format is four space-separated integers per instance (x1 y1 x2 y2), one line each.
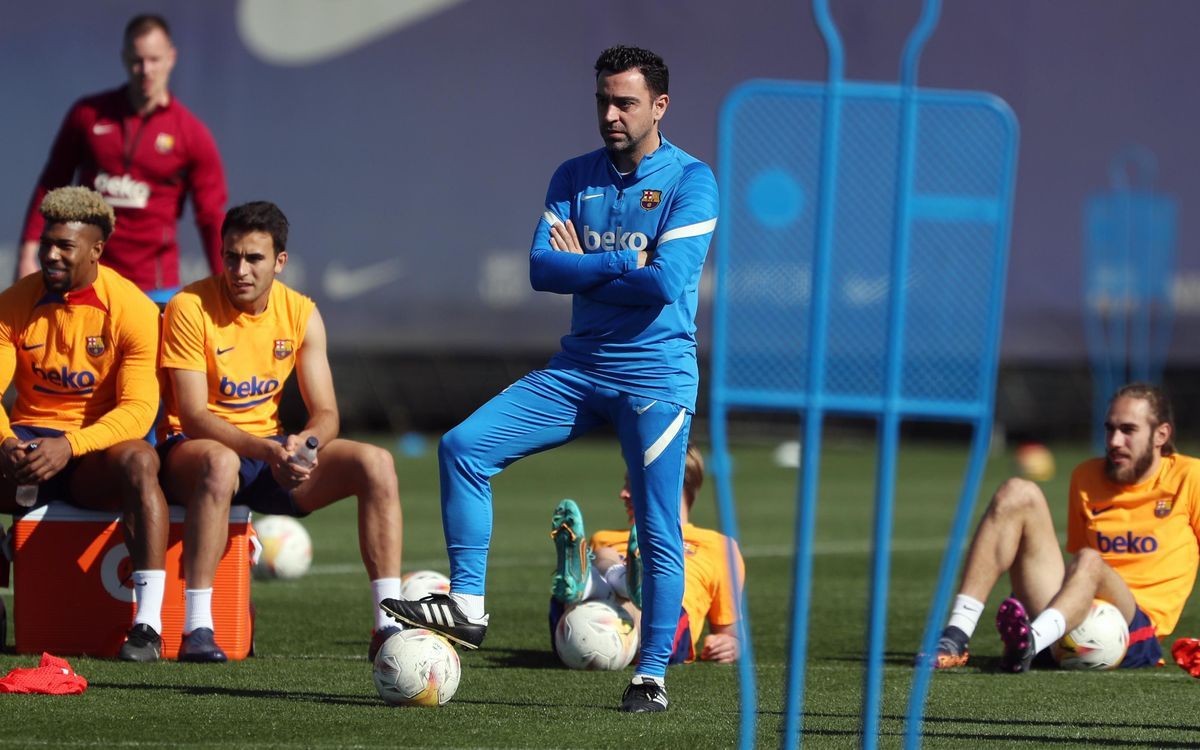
237 0 470 65
1092 505 1116 515
582 193 604 201
92 123 115 134
21 343 44 350
635 400 658 415
217 346 235 355
323 258 405 300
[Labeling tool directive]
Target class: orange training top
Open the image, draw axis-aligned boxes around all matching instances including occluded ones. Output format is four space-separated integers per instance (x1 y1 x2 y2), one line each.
160 276 314 438
1067 454 1200 636
592 522 745 657
0 266 159 455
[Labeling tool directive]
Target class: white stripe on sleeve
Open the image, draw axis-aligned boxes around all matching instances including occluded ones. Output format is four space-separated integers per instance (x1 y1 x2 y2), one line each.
657 217 717 246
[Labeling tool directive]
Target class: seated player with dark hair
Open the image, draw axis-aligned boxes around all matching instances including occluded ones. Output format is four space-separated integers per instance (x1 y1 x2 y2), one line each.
549 444 743 665
0 186 168 661
157 200 404 662
927 383 1200 672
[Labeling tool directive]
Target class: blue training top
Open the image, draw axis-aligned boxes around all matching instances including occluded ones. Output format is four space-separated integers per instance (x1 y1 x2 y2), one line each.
529 135 718 411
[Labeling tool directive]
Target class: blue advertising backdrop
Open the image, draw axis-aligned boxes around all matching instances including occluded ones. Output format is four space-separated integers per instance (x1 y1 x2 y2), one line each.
2 0 1197 363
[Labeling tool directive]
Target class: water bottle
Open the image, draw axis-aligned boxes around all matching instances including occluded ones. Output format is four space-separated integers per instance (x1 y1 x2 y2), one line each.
15 441 39 508
289 436 319 469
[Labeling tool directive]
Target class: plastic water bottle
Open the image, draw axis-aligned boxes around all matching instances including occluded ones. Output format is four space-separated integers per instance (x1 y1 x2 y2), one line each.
15 441 39 507
289 436 319 469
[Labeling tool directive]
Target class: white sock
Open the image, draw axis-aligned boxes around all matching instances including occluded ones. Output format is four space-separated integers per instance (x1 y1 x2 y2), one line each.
131 570 165 633
372 578 402 631
946 594 985 639
450 592 485 620
632 673 664 686
184 588 214 634
1030 607 1067 653
585 566 612 601
604 563 629 599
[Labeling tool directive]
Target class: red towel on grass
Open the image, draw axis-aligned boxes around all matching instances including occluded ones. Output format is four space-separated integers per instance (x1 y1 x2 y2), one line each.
1171 638 1200 678
0 653 88 694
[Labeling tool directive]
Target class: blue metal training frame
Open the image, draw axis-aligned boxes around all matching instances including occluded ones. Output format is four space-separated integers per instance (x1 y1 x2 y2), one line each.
709 0 1019 747
1083 146 1176 454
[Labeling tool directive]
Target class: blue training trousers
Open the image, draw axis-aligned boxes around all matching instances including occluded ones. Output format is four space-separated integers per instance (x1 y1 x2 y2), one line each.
439 367 691 678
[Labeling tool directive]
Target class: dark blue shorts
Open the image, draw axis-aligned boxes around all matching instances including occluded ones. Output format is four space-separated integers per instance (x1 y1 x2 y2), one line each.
1119 605 1162 669
11 425 82 508
158 433 308 518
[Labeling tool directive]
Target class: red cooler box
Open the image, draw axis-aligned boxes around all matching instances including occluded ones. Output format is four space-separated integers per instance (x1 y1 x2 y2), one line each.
11 502 256 659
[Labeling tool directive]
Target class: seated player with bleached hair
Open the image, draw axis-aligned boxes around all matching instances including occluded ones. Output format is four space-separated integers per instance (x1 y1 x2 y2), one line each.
0 186 169 661
548 444 744 664
927 383 1200 673
156 200 404 662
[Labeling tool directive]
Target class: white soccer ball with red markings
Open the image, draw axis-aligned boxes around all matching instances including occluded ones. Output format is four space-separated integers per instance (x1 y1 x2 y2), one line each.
555 600 638 671
1052 599 1129 670
372 628 461 706
401 570 451 600
252 515 312 580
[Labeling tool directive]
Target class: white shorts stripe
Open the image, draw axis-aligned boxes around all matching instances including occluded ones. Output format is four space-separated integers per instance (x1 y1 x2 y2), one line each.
643 408 687 467
542 210 562 227
657 217 717 246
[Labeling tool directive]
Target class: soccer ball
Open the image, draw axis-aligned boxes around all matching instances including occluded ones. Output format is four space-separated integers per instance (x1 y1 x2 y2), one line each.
554 600 638 671
401 570 451 600
252 515 312 580
372 629 461 706
1052 599 1129 670
1015 443 1055 482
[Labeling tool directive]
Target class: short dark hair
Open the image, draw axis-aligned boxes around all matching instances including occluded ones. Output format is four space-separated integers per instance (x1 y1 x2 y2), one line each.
682 443 704 512
221 201 289 255
594 45 668 97
1112 382 1175 456
124 14 171 44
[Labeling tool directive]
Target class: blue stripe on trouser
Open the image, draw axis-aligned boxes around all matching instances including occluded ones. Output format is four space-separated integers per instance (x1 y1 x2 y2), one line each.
438 367 689 678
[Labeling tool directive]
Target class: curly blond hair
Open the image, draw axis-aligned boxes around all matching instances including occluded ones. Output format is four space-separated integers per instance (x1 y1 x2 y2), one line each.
40 187 116 240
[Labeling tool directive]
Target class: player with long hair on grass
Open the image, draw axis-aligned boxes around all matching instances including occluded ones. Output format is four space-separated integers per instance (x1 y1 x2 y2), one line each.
927 383 1200 672
381 45 718 712
157 201 403 662
548 443 743 665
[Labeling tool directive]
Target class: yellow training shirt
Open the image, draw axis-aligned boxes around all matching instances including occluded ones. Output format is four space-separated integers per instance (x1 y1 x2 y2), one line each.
0 266 159 455
592 522 745 657
160 277 314 438
1066 454 1200 637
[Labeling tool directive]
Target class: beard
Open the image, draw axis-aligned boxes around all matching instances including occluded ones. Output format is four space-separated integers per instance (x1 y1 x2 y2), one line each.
1104 441 1155 484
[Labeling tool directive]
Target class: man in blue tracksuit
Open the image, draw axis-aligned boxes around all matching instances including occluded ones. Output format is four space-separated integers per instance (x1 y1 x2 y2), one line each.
382 45 718 713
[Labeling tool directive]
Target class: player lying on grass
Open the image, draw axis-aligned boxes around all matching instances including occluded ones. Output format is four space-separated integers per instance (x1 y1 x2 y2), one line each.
0 187 168 662
927 383 1200 672
549 444 743 665
157 200 404 662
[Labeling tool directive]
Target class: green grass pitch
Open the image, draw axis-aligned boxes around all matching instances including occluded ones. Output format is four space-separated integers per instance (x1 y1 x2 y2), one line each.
3 435 1200 748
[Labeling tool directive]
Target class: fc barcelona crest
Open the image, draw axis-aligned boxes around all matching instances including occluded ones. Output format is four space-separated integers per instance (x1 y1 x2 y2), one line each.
154 133 175 154
86 336 105 357
1155 499 1172 518
273 339 294 360
640 189 662 210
